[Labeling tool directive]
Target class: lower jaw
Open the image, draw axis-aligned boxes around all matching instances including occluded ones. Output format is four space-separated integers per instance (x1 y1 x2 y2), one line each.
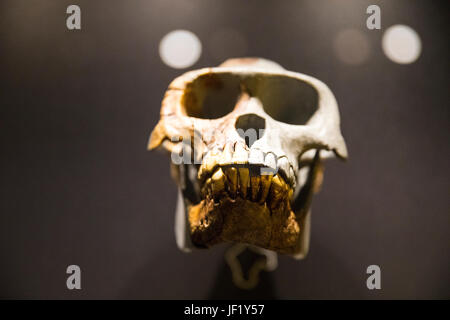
187 196 302 255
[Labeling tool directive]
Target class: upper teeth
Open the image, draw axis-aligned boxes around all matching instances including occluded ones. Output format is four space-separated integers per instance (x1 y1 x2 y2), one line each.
198 145 296 187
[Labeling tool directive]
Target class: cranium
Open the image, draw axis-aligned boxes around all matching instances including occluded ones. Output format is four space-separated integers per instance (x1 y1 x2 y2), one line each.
149 58 347 258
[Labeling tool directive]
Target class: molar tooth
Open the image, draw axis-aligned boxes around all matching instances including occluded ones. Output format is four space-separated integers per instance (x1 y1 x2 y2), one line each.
249 148 264 166
259 174 273 204
250 172 261 201
211 168 225 195
238 167 249 198
224 167 238 197
232 143 248 164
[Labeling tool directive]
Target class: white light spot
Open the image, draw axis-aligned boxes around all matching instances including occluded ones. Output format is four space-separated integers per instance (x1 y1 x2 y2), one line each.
333 29 370 65
382 25 421 64
159 30 202 69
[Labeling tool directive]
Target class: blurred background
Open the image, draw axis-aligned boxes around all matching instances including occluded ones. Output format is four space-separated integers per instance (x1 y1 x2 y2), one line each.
0 0 448 299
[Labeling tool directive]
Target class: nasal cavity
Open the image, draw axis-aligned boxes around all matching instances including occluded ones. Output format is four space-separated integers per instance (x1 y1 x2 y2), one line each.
235 113 266 148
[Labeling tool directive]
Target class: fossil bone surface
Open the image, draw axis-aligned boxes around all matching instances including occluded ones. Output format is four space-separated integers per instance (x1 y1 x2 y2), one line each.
149 58 347 258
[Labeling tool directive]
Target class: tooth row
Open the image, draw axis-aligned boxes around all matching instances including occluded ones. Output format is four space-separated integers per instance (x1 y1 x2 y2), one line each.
198 146 287 181
202 165 292 206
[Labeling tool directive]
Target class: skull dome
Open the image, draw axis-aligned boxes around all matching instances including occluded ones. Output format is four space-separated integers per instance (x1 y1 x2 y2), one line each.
149 58 347 258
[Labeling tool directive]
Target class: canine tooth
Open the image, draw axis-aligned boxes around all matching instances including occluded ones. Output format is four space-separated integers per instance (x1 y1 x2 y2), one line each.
219 143 233 165
198 152 217 180
269 175 285 209
232 143 248 164
207 151 220 171
238 167 249 198
225 167 238 197
262 152 277 175
211 168 225 194
249 149 264 165
250 174 261 201
259 174 273 204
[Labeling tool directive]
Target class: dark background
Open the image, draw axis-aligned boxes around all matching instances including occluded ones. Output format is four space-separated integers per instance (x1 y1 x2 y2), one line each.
0 0 448 299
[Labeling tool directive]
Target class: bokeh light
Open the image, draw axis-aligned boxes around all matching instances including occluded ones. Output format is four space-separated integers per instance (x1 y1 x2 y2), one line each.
333 29 370 65
159 30 202 69
382 24 422 64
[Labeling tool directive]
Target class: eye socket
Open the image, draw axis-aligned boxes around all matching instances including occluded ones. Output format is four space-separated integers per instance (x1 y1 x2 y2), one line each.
246 75 318 125
182 73 319 124
182 73 241 119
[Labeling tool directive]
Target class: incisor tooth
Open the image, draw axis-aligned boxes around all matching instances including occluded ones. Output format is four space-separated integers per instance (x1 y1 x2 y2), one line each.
259 174 273 204
238 167 249 198
211 168 225 194
232 143 248 164
224 167 238 197
250 174 261 201
249 149 264 165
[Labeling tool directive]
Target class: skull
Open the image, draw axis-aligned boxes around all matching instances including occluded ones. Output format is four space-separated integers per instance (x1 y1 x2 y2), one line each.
149 58 347 258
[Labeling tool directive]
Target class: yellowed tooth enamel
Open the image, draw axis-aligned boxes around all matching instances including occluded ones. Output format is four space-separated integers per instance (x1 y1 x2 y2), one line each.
288 188 293 201
224 167 238 197
269 175 285 209
259 174 273 204
250 174 261 201
232 143 248 164
211 168 225 194
206 152 219 174
271 175 284 194
238 167 249 198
